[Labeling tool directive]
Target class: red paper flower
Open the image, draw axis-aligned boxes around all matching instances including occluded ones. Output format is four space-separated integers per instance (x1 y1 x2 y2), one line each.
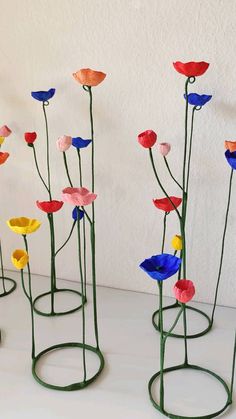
173 61 209 77
153 196 182 212
24 132 37 144
0 152 9 165
173 279 195 303
36 200 64 213
138 130 157 148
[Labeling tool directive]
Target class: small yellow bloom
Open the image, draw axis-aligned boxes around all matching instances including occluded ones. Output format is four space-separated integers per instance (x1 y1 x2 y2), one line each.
11 249 29 270
171 235 182 251
7 217 41 235
0 136 5 145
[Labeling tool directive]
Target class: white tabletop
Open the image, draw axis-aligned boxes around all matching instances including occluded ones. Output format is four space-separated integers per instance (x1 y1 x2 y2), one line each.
0 271 235 418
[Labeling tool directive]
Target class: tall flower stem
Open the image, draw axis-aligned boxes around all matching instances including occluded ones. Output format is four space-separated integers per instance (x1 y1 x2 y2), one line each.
22 235 35 359
158 281 165 411
63 152 73 187
85 85 99 349
211 168 234 324
48 213 56 314
76 207 86 382
77 148 87 299
161 212 168 253
42 101 52 200
163 157 183 191
0 241 6 293
183 304 188 364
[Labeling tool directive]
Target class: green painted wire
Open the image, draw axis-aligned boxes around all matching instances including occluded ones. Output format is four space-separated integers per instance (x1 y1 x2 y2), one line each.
63 151 73 187
42 101 52 200
32 144 50 196
163 157 183 191
0 240 6 293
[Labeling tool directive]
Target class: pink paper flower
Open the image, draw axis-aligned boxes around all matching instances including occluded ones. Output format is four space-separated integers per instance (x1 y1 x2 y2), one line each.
157 142 171 156
0 125 11 137
173 279 195 303
62 187 97 206
57 135 72 152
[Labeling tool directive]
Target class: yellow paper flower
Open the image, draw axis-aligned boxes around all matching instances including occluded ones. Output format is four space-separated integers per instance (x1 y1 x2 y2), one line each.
11 249 29 270
7 217 41 235
171 235 182 251
0 136 5 145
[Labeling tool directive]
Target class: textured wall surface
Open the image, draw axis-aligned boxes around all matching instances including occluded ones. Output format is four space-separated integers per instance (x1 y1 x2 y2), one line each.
0 0 236 307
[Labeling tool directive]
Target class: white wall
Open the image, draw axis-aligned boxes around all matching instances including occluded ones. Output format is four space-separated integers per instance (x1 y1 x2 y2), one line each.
1 0 236 307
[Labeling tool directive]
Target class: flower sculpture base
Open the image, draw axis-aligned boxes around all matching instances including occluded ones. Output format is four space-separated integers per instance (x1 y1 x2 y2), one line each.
148 363 232 418
32 342 104 391
152 302 212 339
33 288 86 317
0 276 17 298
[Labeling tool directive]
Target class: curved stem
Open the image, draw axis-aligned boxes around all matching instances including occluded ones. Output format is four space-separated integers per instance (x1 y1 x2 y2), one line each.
76 207 86 382
149 148 181 220
230 331 236 398
55 220 76 257
63 152 73 187
163 157 183 191
211 169 234 323
23 235 35 359
0 240 6 293
32 145 50 196
42 102 52 200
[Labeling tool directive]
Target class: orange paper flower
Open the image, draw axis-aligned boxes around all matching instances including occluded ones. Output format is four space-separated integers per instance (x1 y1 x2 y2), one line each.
73 68 106 86
225 141 236 153
0 152 9 165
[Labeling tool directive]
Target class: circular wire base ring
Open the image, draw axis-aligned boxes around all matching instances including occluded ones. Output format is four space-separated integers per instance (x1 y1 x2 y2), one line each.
152 302 212 339
0 277 17 298
32 342 105 391
148 363 232 418
33 288 87 317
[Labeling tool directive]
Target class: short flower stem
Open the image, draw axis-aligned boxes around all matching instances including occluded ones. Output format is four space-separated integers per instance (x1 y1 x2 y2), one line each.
77 149 83 186
211 168 234 324
163 157 183 191
32 145 50 197
22 235 35 359
0 240 6 293
148 148 181 221
63 152 73 187
76 207 86 382
42 101 52 200
55 220 76 257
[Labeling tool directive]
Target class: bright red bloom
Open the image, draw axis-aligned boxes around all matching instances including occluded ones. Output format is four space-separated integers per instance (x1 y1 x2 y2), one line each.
153 196 182 212
173 61 209 77
173 279 195 303
24 132 37 144
0 152 9 165
36 200 64 213
138 130 157 148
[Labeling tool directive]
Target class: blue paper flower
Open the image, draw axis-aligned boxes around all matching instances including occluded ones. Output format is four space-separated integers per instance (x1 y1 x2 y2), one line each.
72 137 92 149
139 253 181 281
72 207 85 221
31 88 56 102
225 149 236 170
184 93 212 107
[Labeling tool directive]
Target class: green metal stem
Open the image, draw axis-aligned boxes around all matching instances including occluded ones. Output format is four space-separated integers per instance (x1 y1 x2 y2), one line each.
55 220 76 257
163 157 183 191
32 144 50 196
230 331 236 399
76 207 86 382
23 235 35 359
211 169 234 324
63 152 73 187
0 240 6 293
158 281 165 411
149 148 181 220
42 102 52 200
48 214 56 314
161 213 167 253
183 304 188 364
